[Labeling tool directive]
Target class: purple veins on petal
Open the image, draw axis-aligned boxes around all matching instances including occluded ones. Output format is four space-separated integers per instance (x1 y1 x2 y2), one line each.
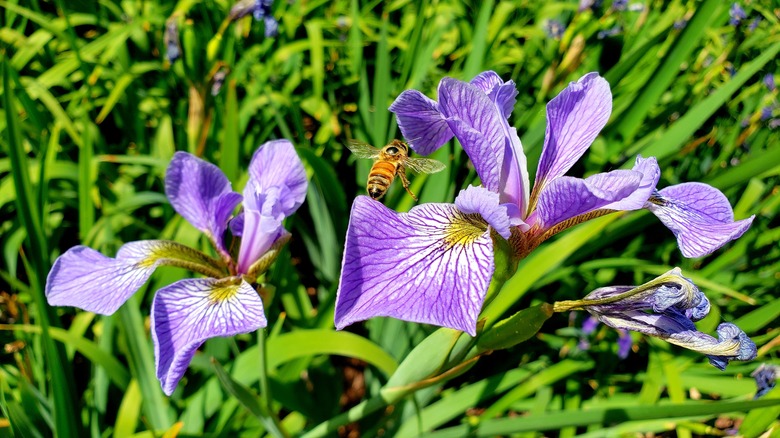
469 71 519 119
535 73 612 190
152 277 267 395
247 139 307 217
645 182 755 258
46 241 172 315
165 152 242 255
389 89 453 156
335 196 495 336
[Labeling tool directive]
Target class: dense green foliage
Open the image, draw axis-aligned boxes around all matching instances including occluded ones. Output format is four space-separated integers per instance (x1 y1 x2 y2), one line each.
1 0 779 436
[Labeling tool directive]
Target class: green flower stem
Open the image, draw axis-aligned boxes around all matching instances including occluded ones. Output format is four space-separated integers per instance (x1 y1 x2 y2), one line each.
257 328 289 438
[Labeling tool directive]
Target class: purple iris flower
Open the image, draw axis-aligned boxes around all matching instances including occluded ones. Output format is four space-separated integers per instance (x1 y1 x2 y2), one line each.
580 268 756 369
336 71 752 337
578 315 633 359
45 140 307 395
729 3 746 26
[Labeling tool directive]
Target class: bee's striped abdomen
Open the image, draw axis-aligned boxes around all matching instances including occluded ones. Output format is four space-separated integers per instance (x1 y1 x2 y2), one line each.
367 161 398 200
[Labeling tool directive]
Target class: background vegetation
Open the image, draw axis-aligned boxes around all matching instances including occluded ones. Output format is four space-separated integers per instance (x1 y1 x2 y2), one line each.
1 0 779 436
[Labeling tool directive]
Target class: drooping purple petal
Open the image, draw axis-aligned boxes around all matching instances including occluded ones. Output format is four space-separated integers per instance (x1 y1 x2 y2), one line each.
152 277 266 395
454 185 511 239
534 170 641 229
752 364 779 399
438 78 505 192
389 90 453 155
336 196 494 336
247 139 307 217
47 241 178 315
165 152 241 255
469 71 518 119
535 73 612 189
645 182 755 258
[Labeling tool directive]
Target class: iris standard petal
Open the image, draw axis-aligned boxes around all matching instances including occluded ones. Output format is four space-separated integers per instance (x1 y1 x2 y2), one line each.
237 185 286 274
247 139 307 217
535 73 612 188
46 240 204 315
165 152 241 252
469 71 518 119
645 182 755 258
389 90 453 155
152 277 267 395
454 185 511 239
336 196 494 336
535 170 641 229
438 77 505 192
500 129 531 218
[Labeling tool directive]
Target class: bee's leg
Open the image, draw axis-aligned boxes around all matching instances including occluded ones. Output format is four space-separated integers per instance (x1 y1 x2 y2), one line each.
397 167 418 201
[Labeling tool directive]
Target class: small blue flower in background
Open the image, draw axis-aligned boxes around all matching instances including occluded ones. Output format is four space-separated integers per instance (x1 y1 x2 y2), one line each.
598 26 622 39
578 315 633 359
729 3 746 26
748 17 761 32
544 19 566 40
164 18 181 63
760 106 774 121
612 0 628 11
674 19 688 30
763 73 776 92
752 364 779 398
46 140 307 395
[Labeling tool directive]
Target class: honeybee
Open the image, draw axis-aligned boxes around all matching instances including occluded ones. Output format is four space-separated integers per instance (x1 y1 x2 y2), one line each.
346 139 446 201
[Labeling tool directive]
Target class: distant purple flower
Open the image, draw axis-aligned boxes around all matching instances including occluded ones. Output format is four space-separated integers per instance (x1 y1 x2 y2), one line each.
211 68 229 96
748 17 761 32
729 3 746 26
164 18 181 63
770 119 780 129
617 330 632 359
761 106 774 121
582 268 756 369
763 73 776 92
579 0 601 12
582 315 600 335
752 364 779 398
46 140 307 395
229 0 278 37
544 20 566 40
337 71 753 336
597 26 622 39
579 316 633 359
673 19 688 30
612 0 628 11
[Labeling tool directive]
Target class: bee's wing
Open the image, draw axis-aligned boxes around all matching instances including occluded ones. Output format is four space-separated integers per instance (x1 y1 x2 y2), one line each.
404 157 447 174
345 140 382 159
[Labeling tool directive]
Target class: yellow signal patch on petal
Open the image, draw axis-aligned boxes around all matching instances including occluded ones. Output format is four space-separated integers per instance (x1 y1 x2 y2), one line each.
443 212 489 248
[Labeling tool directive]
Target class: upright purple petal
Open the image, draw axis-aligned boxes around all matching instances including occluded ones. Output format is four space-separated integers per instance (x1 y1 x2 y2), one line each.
534 170 641 229
47 241 183 315
438 78 505 191
469 71 518 119
165 152 241 254
152 277 266 395
247 139 307 217
645 182 755 258
237 185 286 274
535 73 612 189
454 185 511 239
389 90 453 155
336 196 495 336
501 126 531 218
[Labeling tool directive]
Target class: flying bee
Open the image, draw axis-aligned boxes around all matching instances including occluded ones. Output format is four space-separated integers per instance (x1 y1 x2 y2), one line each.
346 139 446 201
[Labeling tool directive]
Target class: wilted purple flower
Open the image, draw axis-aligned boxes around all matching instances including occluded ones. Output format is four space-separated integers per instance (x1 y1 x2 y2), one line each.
598 26 622 39
46 140 307 395
229 0 278 37
752 364 779 398
544 20 566 40
763 73 776 92
164 18 181 63
578 268 756 369
729 3 746 26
